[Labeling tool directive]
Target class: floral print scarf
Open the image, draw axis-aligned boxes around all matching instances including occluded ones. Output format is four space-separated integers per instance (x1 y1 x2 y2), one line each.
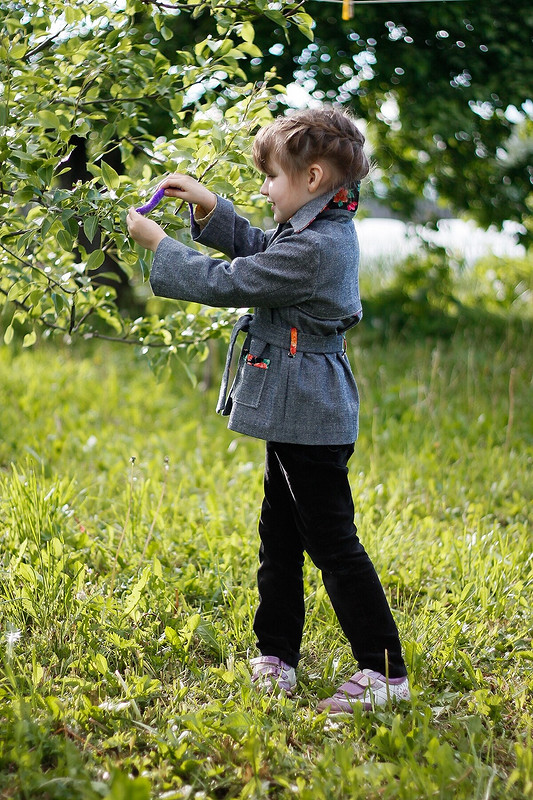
326 183 360 214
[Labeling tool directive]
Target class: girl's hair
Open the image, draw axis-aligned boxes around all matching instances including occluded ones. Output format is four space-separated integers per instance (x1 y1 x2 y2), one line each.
253 106 369 189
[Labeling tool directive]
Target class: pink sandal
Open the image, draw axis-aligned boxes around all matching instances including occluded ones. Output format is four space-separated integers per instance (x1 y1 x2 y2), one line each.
251 656 296 696
317 669 410 713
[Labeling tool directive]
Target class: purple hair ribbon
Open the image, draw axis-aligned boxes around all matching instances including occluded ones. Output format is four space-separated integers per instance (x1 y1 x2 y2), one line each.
135 187 166 215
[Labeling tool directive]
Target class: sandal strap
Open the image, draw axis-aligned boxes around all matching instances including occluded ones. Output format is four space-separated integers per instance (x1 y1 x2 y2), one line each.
250 655 296 695
334 670 382 698
251 655 292 679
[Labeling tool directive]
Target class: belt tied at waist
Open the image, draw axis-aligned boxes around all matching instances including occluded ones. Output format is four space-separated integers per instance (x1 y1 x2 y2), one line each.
216 313 346 414
251 316 345 354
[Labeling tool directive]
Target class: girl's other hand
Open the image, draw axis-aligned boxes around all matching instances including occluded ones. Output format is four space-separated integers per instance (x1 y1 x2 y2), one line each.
158 173 216 218
126 208 167 252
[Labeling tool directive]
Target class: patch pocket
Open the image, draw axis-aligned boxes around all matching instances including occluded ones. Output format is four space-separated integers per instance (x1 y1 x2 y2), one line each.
233 349 270 409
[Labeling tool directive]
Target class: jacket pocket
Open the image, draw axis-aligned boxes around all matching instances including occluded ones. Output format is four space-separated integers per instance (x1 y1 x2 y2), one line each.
232 342 270 409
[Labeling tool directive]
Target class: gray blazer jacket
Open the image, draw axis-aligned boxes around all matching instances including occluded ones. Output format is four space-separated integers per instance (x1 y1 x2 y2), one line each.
150 188 363 445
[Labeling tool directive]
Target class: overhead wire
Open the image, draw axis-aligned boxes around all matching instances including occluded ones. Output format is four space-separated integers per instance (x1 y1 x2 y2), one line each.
313 0 467 5
312 0 470 22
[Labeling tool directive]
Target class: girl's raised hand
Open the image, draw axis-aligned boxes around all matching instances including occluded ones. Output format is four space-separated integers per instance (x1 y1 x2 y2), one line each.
127 173 217 250
158 173 216 217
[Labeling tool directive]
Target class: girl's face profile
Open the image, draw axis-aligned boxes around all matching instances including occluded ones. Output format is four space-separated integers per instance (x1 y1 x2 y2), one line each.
260 161 312 224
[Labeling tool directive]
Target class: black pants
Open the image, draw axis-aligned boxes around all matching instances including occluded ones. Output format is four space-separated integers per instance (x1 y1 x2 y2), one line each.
253 441 407 678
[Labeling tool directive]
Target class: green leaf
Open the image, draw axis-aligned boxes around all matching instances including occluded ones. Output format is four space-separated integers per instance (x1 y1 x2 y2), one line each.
105 772 151 800
57 229 74 251
101 123 115 144
23 330 37 348
238 41 263 59
64 5 84 23
170 95 183 114
139 256 150 282
296 22 314 42
165 626 181 648
3 324 14 345
86 249 105 271
84 215 99 243
36 110 60 130
122 566 151 616
95 307 123 333
240 21 255 43
45 696 64 719
13 187 35 204
101 160 120 190
9 43 27 60
264 9 288 26
93 652 108 675
7 283 27 302
51 292 65 314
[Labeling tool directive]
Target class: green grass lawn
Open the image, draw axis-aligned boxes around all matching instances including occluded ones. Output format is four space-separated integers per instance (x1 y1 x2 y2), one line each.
0 321 531 799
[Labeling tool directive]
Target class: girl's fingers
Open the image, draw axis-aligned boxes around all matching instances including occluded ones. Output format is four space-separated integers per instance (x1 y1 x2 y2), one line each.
158 173 188 191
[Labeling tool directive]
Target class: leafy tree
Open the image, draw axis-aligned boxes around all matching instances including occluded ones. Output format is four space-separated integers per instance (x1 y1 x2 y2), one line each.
249 0 533 239
0 0 312 367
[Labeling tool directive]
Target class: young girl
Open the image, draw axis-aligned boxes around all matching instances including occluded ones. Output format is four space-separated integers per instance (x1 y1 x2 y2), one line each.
127 107 410 713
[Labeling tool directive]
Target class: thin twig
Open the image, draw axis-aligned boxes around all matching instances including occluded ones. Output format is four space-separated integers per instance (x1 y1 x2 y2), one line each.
82 330 217 347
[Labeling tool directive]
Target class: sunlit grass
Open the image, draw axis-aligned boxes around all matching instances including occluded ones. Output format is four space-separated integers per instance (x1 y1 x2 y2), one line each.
0 320 531 799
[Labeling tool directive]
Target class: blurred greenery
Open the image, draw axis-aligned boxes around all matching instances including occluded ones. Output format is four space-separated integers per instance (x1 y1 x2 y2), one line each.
249 0 533 241
361 245 532 340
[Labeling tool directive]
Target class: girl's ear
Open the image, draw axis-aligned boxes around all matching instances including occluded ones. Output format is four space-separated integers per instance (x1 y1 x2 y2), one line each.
307 163 325 193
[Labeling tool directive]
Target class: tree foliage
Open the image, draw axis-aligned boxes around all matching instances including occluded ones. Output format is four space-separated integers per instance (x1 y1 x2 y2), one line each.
250 0 533 237
1 1 531 366
0 0 312 367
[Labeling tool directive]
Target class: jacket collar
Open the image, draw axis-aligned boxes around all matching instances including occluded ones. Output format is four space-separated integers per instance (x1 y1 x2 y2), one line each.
289 182 360 233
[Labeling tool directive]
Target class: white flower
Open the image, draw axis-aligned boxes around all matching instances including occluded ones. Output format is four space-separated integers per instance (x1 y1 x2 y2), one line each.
5 627 22 656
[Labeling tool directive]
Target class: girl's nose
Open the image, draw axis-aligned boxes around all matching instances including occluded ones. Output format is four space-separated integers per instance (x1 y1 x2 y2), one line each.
260 178 268 196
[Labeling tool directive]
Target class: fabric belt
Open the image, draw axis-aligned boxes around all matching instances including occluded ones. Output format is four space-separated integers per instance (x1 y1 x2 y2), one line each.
216 313 346 414
217 314 253 413
250 316 345 354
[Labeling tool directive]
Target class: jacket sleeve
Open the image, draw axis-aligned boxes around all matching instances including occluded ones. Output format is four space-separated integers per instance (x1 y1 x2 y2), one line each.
150 225 321 309
190 195 276 258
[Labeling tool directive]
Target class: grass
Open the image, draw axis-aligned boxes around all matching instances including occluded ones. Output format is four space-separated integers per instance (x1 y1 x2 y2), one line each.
0 319 532 799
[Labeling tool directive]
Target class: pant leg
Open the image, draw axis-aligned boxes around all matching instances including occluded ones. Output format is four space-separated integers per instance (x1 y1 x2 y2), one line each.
271 442 407 678
253 441 306 668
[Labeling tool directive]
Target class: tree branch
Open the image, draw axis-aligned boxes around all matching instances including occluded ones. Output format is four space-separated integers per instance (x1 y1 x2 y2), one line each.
0 241 77 295
25 26 69 60
82 330 213 348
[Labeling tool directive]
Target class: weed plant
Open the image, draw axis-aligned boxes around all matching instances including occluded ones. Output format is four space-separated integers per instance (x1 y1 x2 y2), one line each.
0 315 531 798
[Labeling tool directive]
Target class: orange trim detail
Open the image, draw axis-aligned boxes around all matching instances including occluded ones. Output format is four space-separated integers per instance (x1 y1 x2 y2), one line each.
289 327 298 357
